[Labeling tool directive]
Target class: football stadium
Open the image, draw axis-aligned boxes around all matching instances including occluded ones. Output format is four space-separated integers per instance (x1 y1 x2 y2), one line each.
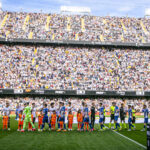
0 0 150 150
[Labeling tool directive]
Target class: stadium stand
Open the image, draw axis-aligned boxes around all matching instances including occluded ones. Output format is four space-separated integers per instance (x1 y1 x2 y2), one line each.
0 11 149 42
0 45 149 90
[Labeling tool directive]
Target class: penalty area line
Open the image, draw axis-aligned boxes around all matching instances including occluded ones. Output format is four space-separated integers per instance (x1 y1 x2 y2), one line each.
112 130 146 149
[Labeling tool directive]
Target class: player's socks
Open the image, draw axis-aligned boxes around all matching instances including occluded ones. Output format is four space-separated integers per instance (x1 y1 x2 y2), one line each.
30 121 35 129
87 123 89 130
116 123 120 129
49 124 51 130
109 123 111 128
123 123 126 129
129 123 131 129
144 125 146 128
49 124 51 129
23 121 26 130
115 123 118 129
58 123 60 129
131 124 134 128
120 123 122 128
84 123 86 131
41 123 45 130
64 123 66 129
81 123 84 130
78 123 79 129
129 123 134 129
114 123 116 129
89 123 92 130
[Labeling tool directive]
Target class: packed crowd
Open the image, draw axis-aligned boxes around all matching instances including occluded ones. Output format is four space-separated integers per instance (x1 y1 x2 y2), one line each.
0 11 150 42
0 97 150 113
0 44 149 90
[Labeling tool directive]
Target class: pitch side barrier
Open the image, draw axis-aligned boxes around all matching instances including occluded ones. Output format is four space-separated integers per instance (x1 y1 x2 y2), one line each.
0 38 150 48
0 89 150 97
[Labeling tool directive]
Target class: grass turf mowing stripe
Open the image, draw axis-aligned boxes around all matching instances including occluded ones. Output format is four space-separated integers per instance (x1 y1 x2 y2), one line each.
112 130 147 149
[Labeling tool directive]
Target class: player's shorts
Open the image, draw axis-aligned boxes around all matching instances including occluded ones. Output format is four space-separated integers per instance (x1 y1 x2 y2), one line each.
78 119 82 122
39 122 42 125
120 116 125 121
24 116 32 122
132 117 136 123
68 121 73 124
114 116 119 121
59 116 65 122
51 121 56 125
128 118 132 123
111 114 114 120
42 116 49 124
99 118 104 123
83 117 89 123
91 115 95 120
144 118 148 124
103 116 105 122
19 121 23 126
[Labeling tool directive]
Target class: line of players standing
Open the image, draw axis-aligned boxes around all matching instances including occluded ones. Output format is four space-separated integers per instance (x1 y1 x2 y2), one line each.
1 101 149 132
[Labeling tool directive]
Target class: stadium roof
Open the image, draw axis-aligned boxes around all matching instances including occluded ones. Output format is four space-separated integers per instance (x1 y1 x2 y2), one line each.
60 6 91 14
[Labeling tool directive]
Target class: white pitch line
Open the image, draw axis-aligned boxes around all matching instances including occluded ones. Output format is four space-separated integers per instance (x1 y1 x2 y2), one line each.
112 130 147 149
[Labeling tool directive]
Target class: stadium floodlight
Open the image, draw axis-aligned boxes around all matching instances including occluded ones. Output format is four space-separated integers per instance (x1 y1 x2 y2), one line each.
60 6 91 14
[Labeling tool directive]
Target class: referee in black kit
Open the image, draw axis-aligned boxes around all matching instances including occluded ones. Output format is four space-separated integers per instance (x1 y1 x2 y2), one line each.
91 102 95 130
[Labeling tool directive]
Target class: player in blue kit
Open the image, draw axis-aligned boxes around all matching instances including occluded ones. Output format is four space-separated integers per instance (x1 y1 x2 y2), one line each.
41 103 50 131
114 103 121 131
141 104 149 131
81 104 92 131
128 105 135 131
81 104 89 131
57 102 66 131
98 103 105 131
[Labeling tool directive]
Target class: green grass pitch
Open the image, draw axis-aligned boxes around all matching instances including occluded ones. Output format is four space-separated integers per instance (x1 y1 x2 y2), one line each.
0 117 147 150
